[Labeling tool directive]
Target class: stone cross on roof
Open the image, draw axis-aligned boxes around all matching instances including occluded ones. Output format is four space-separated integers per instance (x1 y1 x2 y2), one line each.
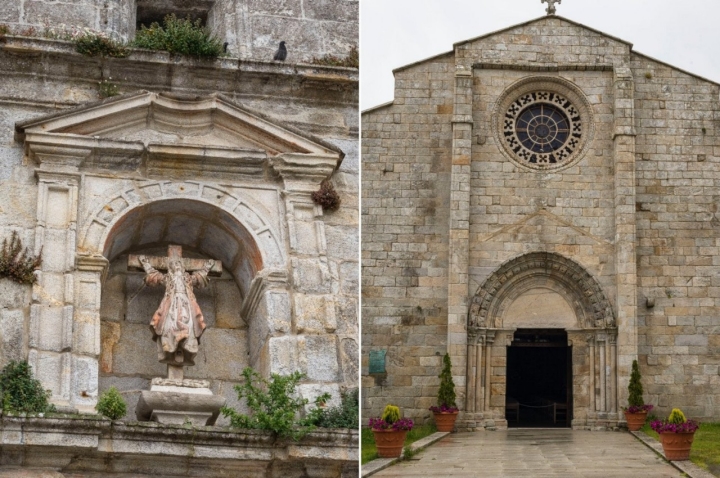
542 0 561 15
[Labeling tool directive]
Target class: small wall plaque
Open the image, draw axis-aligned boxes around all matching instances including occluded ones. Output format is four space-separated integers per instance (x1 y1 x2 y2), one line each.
369 349 387 374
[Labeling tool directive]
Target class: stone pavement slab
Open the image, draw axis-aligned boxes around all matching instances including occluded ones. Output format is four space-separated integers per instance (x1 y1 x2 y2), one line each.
367 429 684 477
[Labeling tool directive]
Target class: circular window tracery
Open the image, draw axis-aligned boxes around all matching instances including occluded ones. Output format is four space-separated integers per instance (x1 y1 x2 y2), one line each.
492 78 594 172
503 91 582 166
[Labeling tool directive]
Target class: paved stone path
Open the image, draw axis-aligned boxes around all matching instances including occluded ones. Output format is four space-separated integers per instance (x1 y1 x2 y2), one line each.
370 429 684 477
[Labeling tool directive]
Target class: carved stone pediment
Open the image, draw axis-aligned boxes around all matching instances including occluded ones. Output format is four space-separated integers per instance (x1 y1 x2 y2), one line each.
15 91 343 182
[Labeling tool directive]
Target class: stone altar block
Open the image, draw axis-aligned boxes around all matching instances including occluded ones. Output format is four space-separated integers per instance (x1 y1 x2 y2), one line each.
136 378 226 426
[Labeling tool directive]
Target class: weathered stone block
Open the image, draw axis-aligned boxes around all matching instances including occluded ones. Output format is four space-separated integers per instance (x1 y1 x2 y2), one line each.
294 294 337 334
291 257 332 294
268 336 303 376
0 309 25 364
0 279 31 309
305 336 339 382
214 279 244 329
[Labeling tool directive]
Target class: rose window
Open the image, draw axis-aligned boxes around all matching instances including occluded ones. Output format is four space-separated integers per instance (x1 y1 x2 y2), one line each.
503 91 582 166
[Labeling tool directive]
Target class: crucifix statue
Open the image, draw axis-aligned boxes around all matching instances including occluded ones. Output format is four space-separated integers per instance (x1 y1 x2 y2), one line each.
128 245 222 380
541 0 560 15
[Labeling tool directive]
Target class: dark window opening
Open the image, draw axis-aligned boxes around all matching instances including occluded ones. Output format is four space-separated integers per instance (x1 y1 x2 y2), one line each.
136 0 215 30
506 329 572 428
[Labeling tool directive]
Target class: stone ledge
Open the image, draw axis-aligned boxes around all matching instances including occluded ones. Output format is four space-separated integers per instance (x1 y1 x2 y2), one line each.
361 431 449 478
0 415 358 478
0 36 358 83
631 431 716 478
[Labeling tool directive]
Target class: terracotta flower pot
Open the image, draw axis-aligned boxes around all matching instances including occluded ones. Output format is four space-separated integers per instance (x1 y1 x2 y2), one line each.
659 431 696 461
433 411 459 432
373 429 408 458
624 410 648 431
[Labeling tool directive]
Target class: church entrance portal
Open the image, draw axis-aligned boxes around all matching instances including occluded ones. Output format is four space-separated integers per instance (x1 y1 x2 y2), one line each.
506 329 571 428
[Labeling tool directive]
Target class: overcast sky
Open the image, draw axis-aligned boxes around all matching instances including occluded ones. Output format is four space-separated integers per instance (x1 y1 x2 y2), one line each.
360 0 720 110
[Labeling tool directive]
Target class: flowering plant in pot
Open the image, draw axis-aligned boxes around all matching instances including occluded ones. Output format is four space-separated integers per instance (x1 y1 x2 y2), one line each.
369 405 414 458
429 353 459 432
622 359 653 431
650 408 699 461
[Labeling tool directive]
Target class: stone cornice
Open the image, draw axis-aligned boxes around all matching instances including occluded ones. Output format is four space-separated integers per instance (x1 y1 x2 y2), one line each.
0 414 358 476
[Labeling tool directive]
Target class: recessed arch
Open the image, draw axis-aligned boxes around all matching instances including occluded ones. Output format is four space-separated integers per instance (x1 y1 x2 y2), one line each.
78 180 286 297
469 252 614 329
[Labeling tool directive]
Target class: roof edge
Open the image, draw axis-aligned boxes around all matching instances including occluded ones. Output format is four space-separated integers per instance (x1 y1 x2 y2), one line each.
392 50 454 74
454 15 633 49
631 51 720 88
361 101 394 115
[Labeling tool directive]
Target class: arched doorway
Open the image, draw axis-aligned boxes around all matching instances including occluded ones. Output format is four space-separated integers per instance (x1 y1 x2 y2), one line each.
466 252 617 428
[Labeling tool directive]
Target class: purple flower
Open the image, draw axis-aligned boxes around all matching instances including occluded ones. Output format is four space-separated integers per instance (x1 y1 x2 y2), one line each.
429 404 459 413
625 404 653 414
650 419 700 434
368 417 414 431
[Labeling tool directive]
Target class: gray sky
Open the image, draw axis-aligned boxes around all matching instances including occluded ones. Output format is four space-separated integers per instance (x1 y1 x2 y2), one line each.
360 0 720 110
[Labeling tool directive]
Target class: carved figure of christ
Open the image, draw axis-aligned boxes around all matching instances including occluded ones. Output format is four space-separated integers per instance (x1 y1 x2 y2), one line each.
128 245 222 380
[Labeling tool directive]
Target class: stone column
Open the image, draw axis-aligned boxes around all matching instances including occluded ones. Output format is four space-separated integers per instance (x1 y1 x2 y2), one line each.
70 255 107 412
270 154 344 402
466 330 477 411
589 335 596 414
613 66 638 407
447 68 474 406
30 170 82 408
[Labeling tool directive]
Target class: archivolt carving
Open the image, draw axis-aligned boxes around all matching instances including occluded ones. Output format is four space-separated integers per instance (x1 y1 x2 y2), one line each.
77 180 286 287
469 252 614 329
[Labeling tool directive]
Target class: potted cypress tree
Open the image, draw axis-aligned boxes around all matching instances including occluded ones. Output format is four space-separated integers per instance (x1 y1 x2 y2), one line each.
369 404 414 458
623 359 653 431
429 353 459 432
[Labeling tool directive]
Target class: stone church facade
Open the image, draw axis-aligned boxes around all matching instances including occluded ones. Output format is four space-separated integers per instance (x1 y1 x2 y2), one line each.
0 1 358 476
362 14 720 429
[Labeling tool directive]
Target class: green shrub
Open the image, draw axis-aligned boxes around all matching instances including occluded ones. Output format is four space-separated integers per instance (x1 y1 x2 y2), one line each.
96 387 127 420
312 388 358 428
74 32 128 58
437 353 456 408
0 361 56 413
668 408 687 424
628 359 644 407
133 14 223 59
0 231 42 285
381 404 400 424
221 367 330 441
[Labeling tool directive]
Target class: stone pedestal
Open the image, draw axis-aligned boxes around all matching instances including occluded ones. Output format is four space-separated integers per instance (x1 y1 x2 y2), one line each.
135 378 226 426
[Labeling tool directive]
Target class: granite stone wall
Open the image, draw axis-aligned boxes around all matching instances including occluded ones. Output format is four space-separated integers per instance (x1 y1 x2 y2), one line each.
0 0 358 63
362 15 720 426
0 29 357 417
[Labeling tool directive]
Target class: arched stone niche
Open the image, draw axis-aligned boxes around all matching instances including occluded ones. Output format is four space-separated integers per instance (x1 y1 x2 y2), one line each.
93 194 275 420
465 252 619 428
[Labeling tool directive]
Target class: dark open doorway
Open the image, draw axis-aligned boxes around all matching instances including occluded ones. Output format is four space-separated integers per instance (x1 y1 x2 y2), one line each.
506 329 572 428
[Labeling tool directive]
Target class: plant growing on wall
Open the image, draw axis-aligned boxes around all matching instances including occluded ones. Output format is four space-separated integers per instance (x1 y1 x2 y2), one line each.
311 180 341 211
311 388 358 429
0 361 56 413
133 14 223 59
0 231 42 285
74 31 128 58
221 367 330 441
311 46 359 69
96 387 127 420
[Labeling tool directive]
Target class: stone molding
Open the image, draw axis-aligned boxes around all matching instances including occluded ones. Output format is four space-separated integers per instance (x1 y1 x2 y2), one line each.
469 252 615 329
0 415 358 477
77 180 285 271
490 76 596 171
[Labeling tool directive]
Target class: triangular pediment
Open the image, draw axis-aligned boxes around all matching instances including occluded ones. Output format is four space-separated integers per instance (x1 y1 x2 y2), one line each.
478 209 612 247
15 91 343 179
